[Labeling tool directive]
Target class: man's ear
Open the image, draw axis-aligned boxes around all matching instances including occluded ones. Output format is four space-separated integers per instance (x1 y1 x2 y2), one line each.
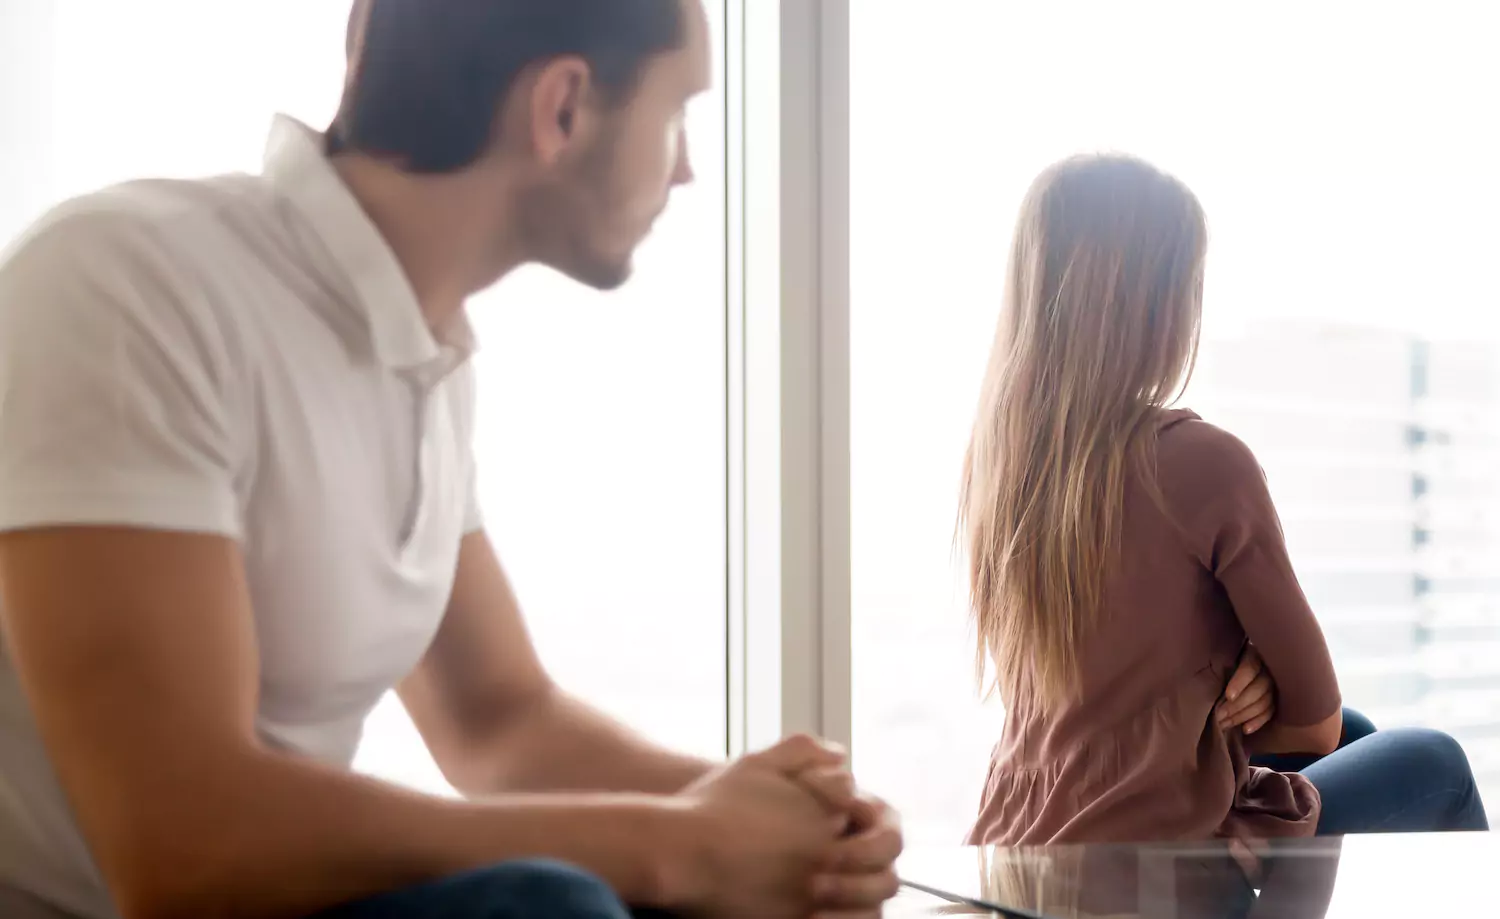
527 57 593 166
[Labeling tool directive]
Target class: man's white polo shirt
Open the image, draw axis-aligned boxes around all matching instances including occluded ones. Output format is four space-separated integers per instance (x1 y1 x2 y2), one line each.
0 116 482 919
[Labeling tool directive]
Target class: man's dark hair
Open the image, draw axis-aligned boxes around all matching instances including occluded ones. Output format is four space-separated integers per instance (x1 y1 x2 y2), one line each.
329 0 684 174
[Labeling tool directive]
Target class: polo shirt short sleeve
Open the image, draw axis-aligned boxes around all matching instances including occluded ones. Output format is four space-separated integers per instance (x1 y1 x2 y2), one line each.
0 207 242 538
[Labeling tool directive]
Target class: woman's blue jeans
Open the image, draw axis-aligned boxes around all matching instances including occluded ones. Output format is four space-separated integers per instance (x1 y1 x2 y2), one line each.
1252 708 1488 834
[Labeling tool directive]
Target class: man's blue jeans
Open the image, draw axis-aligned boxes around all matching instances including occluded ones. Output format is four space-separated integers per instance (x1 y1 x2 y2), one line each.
312 860 674 919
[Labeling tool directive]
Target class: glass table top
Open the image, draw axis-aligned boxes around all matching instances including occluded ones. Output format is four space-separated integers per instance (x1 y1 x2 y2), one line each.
890 833 1497 917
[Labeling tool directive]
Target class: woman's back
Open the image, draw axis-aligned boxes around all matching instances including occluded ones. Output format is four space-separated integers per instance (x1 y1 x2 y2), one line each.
962 154 1343 845
968 409 1341 845
965 152 1483 845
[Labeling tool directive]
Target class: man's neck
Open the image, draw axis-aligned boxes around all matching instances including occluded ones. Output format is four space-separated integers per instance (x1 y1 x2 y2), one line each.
331 154 524 329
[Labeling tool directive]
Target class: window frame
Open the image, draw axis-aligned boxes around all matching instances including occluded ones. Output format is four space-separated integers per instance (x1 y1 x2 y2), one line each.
731 0 853 757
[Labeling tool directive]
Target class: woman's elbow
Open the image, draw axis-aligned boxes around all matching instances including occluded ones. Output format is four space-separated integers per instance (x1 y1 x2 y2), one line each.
1311 711 1343 756
1290 709 1342 756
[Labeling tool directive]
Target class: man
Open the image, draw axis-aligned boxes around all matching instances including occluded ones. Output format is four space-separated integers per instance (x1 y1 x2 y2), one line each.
0 1 901 917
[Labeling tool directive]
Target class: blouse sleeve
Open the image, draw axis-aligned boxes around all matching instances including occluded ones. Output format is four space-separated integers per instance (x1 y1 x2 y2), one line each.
1161 418 1342 727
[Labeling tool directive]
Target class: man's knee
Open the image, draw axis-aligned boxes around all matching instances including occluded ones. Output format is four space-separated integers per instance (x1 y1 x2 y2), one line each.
451 859 630 919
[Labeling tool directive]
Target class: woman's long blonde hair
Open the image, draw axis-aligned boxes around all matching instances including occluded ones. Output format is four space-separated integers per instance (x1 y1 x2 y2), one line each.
960 154 1208 709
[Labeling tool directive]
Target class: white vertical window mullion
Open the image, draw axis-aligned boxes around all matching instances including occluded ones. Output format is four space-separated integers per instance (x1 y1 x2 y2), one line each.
735 0 852 755
814 0 852 756
734 0 784 757
724 0 749 758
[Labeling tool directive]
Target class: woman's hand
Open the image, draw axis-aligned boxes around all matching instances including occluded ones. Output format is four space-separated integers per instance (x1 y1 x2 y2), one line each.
1218 644 1276 735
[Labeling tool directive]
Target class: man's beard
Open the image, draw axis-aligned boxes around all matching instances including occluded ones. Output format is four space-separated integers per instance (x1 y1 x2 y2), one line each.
533 135 638 291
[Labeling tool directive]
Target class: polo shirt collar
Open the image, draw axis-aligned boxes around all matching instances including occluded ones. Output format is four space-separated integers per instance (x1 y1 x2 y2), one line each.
260 115 473 371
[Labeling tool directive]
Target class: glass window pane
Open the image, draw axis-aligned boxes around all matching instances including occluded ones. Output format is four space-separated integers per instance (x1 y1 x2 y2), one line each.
852 0 1500 845
5 0 729 794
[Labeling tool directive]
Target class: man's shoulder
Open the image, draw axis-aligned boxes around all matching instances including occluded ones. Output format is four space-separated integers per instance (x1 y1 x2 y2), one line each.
0 174 283 329
5 172 277 277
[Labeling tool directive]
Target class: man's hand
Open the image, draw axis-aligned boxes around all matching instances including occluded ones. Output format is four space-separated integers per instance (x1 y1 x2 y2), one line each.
672 736 848 919
818 791 903 917
1218 644 1276 735
793 766 903 917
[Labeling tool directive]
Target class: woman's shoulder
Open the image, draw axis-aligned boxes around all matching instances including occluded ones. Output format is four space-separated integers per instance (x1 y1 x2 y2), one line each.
1154 408 1263 477
1149 409 1270 517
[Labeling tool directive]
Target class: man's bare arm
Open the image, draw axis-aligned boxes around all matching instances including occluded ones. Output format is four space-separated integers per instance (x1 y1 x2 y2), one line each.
398 530 714 797
0 527 701 919
400 531 905 913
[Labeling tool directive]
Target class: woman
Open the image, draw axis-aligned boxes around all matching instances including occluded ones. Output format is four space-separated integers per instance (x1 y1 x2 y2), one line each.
961 153 1487 845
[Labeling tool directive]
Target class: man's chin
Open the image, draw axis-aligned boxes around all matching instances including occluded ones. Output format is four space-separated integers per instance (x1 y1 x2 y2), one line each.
558 256 633 293
592 263 633 292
